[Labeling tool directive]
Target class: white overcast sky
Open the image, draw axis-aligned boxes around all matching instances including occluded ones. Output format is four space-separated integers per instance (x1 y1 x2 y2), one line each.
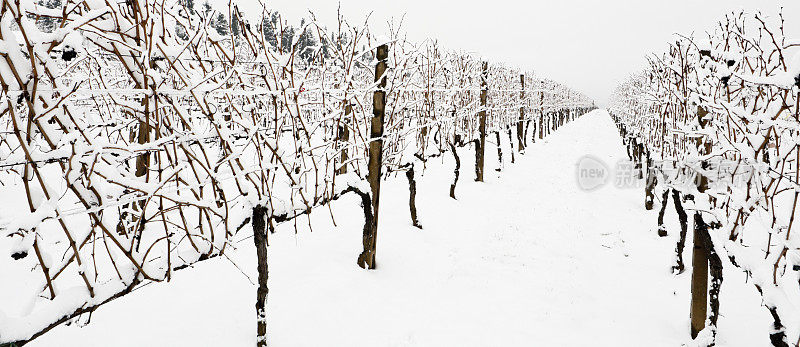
257 0 799 106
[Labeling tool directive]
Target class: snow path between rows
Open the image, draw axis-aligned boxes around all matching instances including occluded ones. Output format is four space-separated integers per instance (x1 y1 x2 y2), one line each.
30 110 770 346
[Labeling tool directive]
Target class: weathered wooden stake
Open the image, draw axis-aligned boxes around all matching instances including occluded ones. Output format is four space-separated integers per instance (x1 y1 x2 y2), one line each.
357 44 388 269
495 131 503 172
336 103 352 175
538 91 544 140
517 74 525 151
507 129 515 164
690 215 709 338
475 61 488 182
252 206 269 347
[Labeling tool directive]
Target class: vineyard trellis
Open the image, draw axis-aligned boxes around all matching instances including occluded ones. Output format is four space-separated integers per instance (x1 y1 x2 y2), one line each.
0 0 592 345
610 10 800 346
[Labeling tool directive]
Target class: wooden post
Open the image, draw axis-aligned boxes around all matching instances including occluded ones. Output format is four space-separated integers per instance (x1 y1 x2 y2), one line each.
336 103 352 175
689 119 714 339
538 91 544 140
135 24 153 182
690 215 709 338
517 74 525 151
135 115 150 179
475 61 488 182
252 206 269 347
358 44 388 269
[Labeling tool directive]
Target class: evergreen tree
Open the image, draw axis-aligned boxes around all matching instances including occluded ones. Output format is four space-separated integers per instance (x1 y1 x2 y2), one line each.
280 24 295 53
213 13 229 36
176 23 189 41
231 11 240 37
296 20 318 63
261 13 279 49
35 0 61 32
202 1 212 18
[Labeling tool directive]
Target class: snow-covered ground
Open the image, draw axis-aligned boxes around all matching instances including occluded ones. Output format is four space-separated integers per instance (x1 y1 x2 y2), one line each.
24 110 772 346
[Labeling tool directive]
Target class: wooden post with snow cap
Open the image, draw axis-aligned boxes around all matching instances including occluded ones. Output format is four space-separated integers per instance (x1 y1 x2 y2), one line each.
475 61 488 182
358 44 388 269
517 74 525 151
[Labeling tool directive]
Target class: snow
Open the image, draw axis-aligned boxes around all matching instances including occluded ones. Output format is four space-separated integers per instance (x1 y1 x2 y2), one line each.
20 110 773 346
